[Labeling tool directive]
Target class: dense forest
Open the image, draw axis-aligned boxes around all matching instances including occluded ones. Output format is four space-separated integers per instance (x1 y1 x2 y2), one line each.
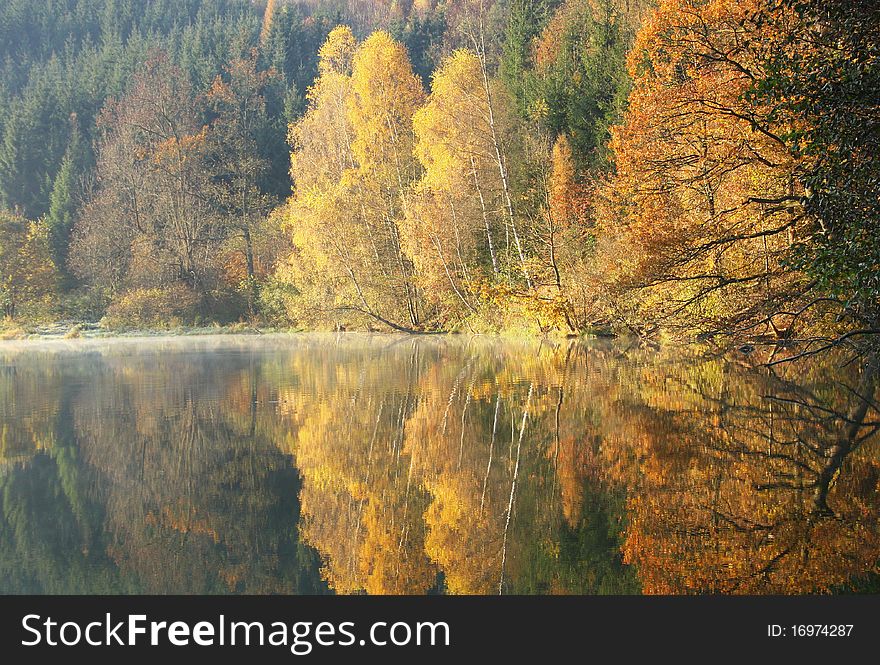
0 0 877 353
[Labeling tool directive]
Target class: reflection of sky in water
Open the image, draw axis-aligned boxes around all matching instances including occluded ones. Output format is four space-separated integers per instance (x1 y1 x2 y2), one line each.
0 334 877 595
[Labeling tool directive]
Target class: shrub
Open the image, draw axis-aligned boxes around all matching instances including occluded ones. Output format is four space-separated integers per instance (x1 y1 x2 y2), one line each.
63 324 83 339
0 322 26 340
257 278 299 327
101 285 202 330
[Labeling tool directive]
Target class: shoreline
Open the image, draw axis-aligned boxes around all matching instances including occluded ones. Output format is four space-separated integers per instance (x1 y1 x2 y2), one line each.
0 320 617 343
0 321 278 341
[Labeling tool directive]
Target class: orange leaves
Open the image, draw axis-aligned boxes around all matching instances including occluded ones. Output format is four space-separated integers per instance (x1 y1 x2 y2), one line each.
152 128 208 165
206 75 233 106
533 7 569 71
548 135 579 229
628 0 763 82
595 0 805 334
260 0 277 45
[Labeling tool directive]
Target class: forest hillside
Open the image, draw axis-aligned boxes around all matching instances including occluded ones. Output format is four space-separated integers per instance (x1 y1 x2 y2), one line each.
0 0 877 357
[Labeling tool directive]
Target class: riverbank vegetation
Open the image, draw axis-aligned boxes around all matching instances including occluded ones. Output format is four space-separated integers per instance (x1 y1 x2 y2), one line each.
0 0 877 355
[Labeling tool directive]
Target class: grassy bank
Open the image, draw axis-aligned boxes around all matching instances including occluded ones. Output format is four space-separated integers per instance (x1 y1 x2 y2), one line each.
0 319 281 341
0 318 622 342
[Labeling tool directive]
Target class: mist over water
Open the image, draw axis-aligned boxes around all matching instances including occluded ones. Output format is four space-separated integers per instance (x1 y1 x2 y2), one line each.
0 334 877 594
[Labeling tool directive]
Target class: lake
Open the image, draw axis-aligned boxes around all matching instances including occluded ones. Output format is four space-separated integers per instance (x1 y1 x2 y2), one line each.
0 334 877 594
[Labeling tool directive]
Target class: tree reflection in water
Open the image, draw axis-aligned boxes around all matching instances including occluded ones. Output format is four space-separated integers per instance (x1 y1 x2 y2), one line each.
0 335 876 594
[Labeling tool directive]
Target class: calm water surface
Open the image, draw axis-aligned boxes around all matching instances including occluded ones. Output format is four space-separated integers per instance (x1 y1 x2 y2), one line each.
0 334 877 594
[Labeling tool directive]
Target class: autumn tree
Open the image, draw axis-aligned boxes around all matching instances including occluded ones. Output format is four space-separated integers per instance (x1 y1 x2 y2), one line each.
260 0 277 45
526 133 591 330
205 54 285 316
278 28 427 331
347 31 426 327
405 50 496 325
70 54 221 317
402 0 629 333
275 27 360 327
593 0 809 338
407 48 538 329
0 211 56 319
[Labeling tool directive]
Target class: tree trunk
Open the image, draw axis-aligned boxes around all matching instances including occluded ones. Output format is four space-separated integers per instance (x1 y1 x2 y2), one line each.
472 3 531 289
243 226 257 317
471 156 498 274
499 383 533 594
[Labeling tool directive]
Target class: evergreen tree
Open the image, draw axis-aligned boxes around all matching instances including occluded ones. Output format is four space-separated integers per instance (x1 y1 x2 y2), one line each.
501 0 561 117
46 119 89 287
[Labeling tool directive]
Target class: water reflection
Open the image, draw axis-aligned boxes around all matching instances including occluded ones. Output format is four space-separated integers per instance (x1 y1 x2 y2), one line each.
0 335 876 594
